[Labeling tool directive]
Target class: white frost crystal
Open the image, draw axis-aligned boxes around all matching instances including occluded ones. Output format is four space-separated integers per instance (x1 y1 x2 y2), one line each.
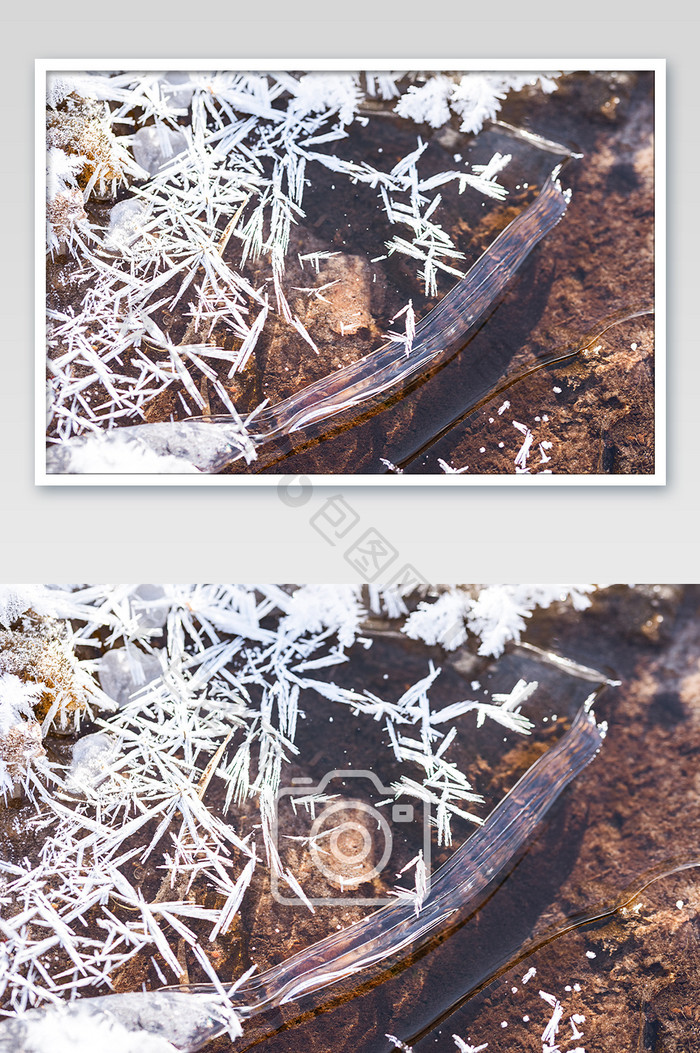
0 674 44 794
8 1005 179 1052
0 674 38 736
402 585 594 657
0 615 112 729
0 583 602 1031
279 584 364 648
46 73 78 109
44 69 563 459
394 72 560 135
0 990 243 1052
0 587 55 629
46 147 89 255
394 74 454 128
467 585 593 657
47 434 203 475
289 73 362 126
402 590 473 650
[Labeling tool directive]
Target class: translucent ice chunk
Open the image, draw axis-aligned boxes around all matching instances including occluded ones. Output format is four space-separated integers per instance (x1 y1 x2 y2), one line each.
98 648 162 706
104 199 150 254
67 732 117 792
131 585 170 630
132 125 188 177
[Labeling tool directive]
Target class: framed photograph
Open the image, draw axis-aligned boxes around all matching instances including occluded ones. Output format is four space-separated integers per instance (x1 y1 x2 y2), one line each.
37 61 664 483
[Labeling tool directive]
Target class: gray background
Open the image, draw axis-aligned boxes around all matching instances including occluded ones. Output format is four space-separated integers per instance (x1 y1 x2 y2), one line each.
4 6 697 582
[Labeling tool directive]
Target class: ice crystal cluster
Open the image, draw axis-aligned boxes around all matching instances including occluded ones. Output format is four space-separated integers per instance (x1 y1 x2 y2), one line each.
394 72 559 132
12 1006 180 1052
0 583 594 1033
45 70 560 452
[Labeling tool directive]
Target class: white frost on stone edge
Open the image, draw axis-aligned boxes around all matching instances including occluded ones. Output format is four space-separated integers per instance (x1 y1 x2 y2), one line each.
0 587 57 629
12 1007 178 1052
394 72 560 134
0 675 43 795
46 434 202 474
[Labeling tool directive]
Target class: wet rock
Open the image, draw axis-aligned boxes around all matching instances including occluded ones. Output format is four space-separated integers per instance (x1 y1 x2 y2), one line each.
300 255 375 339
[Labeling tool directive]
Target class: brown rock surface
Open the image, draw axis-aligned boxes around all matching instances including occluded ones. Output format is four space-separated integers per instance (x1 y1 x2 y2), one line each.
301 255 375 339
